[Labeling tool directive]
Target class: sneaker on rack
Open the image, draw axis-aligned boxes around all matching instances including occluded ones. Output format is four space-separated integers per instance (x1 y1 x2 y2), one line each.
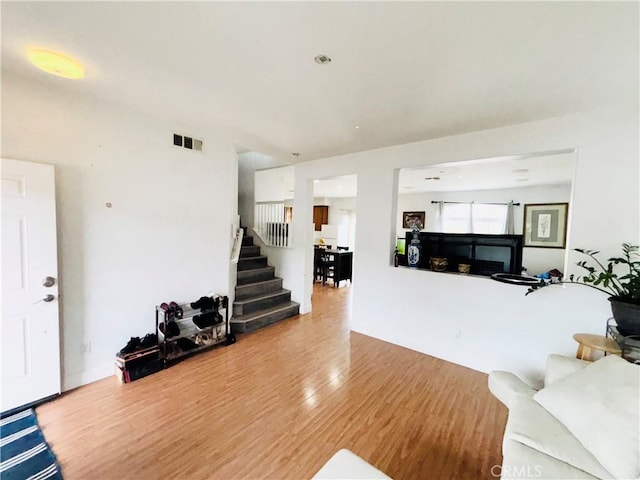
119 337 141 355
193 312 215 329
139 333 158 349
190 296 215 312
176 337 198 351
169 301 183 318
159 321 180 338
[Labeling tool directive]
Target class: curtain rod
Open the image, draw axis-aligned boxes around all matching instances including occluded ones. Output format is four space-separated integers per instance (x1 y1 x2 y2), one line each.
431 201 520 206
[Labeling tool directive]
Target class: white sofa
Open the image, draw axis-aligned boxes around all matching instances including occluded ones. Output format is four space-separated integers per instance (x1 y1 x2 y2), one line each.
489 354 640 480
312 449 391 479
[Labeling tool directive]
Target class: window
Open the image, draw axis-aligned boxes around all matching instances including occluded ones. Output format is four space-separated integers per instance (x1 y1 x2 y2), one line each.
442 203 508 234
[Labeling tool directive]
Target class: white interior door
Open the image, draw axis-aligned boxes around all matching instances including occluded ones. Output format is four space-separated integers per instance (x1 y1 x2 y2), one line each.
1 158 60 412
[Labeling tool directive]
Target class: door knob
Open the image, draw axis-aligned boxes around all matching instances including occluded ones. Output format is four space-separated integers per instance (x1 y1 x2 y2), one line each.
42 276 56 287
33 294 55 304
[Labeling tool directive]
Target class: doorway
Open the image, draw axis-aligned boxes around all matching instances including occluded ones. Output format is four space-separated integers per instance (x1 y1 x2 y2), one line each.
312 175 357 289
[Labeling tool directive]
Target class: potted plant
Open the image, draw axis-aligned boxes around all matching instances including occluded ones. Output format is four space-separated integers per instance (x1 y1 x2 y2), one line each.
527 243 640 336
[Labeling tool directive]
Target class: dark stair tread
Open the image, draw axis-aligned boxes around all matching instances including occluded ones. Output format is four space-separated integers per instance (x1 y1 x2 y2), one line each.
239 246 260 257
237 266 276 285
237 258 270 272
236 277 282 289
233 289 291 306
235 278 283 299
231 301 300 323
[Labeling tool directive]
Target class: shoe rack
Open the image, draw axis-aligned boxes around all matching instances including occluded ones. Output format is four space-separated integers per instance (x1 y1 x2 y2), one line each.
155 295 233 367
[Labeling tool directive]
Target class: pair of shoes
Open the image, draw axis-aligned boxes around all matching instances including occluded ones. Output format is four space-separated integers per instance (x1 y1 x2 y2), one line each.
120 337 140 355
176 337 198 351
159 321 180 338
190 296 217 312
193 311 223 329
194 333 212 346
139 333 158 349
160 301 183 319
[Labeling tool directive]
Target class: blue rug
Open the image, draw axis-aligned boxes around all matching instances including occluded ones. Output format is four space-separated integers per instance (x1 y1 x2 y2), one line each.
0 409 62 480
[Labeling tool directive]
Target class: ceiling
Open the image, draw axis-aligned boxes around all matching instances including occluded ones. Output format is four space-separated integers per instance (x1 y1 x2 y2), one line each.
314 175 358 199
399 150 576 194
2 2 637 163
312 150 575 198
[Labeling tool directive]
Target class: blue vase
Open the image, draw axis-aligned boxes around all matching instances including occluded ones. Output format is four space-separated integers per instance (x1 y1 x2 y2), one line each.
407 232 422 268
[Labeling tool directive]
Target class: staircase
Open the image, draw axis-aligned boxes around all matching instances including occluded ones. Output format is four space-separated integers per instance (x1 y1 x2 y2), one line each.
231 231 300 333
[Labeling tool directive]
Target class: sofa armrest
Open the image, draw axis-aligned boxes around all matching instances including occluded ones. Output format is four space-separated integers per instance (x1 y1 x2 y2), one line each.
544 354 589 387
488 371 536 408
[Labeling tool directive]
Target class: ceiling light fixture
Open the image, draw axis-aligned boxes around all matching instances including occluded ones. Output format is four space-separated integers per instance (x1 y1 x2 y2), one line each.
355 126 360 129
314 54 332 65
27 48 85 79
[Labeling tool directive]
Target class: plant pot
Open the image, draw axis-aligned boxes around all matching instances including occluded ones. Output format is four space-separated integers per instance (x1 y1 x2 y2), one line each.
430 257 448 272
609 297 640 337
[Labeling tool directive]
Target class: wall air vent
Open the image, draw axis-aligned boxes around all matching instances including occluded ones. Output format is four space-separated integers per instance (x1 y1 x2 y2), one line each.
173 133 203 152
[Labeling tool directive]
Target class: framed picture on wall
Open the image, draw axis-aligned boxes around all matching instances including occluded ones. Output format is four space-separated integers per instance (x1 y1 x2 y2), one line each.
523 203 569 248
402 211 425 229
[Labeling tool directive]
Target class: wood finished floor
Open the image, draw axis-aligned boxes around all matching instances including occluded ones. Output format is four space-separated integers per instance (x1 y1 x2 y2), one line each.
37 284 507 479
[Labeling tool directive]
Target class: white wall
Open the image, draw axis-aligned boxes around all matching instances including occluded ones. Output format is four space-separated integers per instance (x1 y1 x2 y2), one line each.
2 72 238 390
396 183 572 274
238 152 288 229
283 108 638 386
254 165 294 203
312 197 357 247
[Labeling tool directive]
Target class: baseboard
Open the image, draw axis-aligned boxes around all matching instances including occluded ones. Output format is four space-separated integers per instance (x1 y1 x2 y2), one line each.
1 393 60 418
62 362 114 391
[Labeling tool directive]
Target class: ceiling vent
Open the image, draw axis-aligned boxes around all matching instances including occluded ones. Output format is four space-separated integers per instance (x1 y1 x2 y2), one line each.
173 133 203 152
424 176 441 181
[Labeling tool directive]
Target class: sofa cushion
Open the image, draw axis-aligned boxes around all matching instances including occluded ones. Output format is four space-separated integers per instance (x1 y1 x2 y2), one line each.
545 354 589 386
534 355 640 480
502 438 599 480
488 371 536 408
505 393 612 479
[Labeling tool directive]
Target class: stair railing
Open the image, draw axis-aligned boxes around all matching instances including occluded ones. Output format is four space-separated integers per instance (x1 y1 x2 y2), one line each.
254 201 292 248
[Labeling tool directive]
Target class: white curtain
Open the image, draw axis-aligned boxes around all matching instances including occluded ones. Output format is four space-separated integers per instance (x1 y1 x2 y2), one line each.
467 201 475 233
434 201 444 232
504 201 515 235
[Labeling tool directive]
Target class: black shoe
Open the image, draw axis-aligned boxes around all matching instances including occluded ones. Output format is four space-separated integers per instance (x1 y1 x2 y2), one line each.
176 337 198 351
190 296 215 312
120 337 140 355
160 302 176 320
159 321 180 338
139 333 158 349
169 301 183 319
193 312 215 329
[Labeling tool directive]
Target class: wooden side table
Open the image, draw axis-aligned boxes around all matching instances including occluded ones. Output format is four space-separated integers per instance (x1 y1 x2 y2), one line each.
573 333 622 361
